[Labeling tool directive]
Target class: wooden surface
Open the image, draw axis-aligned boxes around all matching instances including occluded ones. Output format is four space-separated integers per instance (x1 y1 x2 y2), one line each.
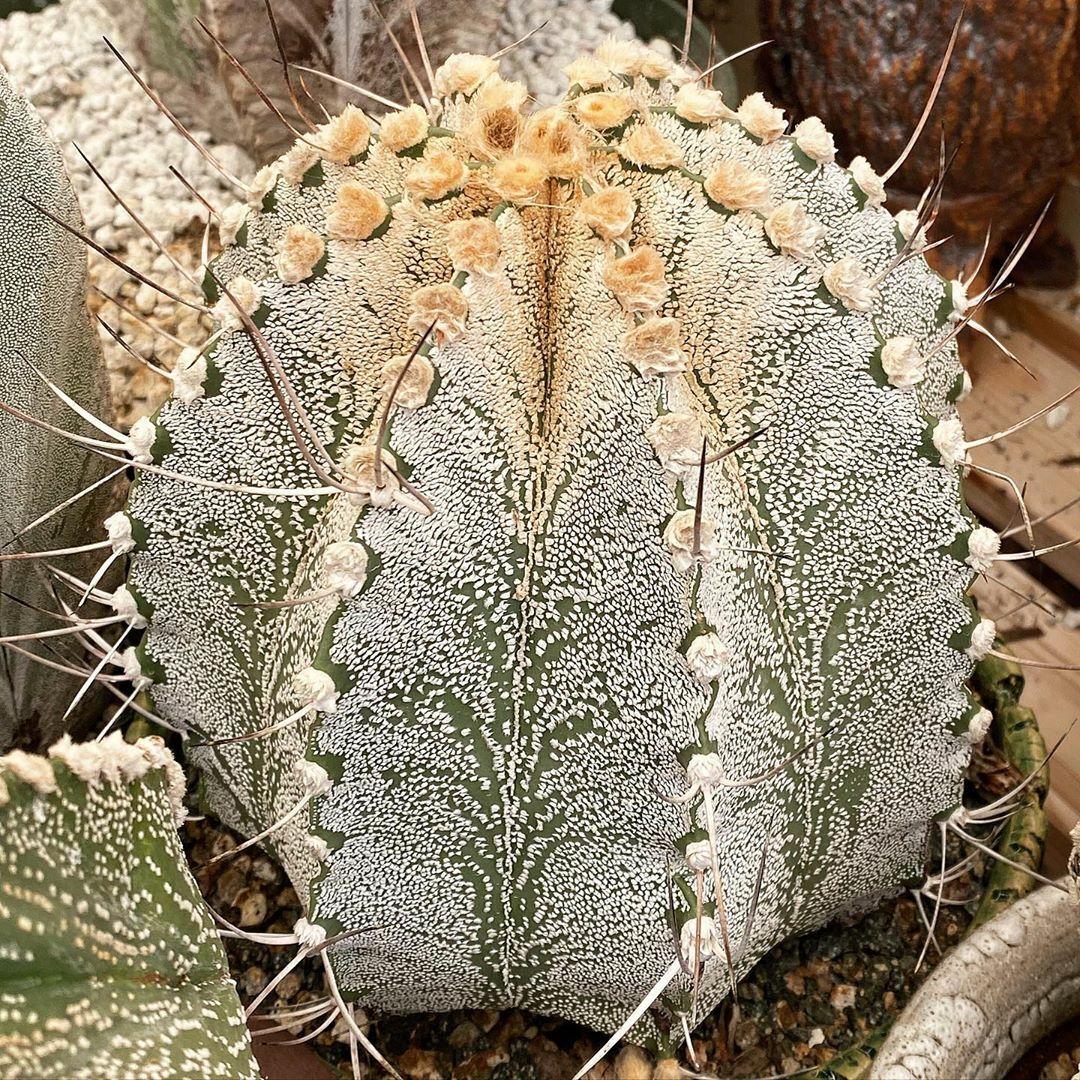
962 291 1080 851
961 297 1080 589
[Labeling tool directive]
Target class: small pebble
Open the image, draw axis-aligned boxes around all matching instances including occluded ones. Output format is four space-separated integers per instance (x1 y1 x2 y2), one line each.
1046 403 1071 430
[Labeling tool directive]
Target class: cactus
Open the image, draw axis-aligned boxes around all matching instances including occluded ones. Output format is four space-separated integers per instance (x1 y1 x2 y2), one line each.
0 69 119 751
110 0 643 163
94 38 1004 1052
0 734 258 1078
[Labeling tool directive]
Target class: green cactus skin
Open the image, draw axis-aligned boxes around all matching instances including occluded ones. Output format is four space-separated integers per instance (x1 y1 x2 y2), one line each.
0 734 258 1079
116 45 992 1040
0 70 119 751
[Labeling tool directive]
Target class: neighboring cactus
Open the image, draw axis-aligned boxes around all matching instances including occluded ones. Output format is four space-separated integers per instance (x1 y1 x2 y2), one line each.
106 39 997 1048
113 0 642 163
0 69 119 751
0 734 258 1078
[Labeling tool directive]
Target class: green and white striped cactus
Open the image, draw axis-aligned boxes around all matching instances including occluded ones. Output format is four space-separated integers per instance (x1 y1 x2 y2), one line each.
106 42 994 1047
0 69 119 750
0 735 258 1078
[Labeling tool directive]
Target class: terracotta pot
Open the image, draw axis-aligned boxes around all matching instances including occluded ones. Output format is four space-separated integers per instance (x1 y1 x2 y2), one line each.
758 0 1080 281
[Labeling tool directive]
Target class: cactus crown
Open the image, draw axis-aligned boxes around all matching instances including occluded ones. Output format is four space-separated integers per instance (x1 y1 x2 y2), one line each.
109 39 987 1042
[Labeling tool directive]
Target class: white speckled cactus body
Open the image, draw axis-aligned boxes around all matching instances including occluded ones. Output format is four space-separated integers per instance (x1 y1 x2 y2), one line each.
0 735 257 1078
120 45 991 1041
0 68 118 749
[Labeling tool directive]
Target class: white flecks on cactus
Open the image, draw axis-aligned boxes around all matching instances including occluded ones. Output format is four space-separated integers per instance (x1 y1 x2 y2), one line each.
291 668 340 714
663 510 719 573
323 541 370 599
673 83 735 124
849 155 886 207
685 632 732 683
967 707 994 745
104 510 135 554
823 256 879 311
764 201 825 260
703 160 772 212
0 732 257 1077
965 526 1001 572
736 92 785 143
623 317 689 378
124 415 156 463
212 275 261 329
933 416 969 468
172 346 208 404
0 0 251 417
881 335 926 389
967 618 997 660
792 116 836 164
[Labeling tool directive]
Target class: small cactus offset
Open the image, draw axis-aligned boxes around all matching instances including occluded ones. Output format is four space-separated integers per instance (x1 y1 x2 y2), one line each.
67 42 994 1047
0 735 258 1078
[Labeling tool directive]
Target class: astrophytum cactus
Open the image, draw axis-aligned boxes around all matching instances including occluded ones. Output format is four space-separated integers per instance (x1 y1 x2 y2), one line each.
0 70 118 750
0 735 257 1078
106 42 996 1048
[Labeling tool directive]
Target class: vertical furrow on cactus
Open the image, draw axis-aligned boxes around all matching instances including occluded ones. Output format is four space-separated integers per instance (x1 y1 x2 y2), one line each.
501 201 694 1023
307 201 544 1009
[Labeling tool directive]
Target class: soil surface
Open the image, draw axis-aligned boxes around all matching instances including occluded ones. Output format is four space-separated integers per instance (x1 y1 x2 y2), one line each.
183 816 980 1079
